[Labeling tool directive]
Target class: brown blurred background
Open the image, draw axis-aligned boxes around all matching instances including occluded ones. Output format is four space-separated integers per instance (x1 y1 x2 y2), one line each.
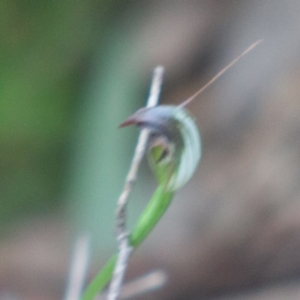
1 0 300 299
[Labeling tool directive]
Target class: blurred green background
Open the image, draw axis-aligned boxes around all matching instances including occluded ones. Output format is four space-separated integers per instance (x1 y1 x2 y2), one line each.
0 0 149 236
0 0 106 224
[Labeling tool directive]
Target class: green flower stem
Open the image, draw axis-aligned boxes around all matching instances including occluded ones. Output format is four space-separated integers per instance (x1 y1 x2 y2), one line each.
82 185 174 300
130 185 174 248
82 254 117 300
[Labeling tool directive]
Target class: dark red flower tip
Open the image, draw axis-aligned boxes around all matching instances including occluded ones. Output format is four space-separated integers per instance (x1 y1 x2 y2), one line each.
118 117 137 128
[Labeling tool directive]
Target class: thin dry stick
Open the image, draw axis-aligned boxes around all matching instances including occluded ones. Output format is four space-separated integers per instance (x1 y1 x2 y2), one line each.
107 66 165 300
98 270 167 300
179 39 263 108
64 234 90 300
117 270 167 300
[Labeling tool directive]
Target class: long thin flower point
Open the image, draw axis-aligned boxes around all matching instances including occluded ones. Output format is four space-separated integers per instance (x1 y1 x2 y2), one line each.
120 105 201 191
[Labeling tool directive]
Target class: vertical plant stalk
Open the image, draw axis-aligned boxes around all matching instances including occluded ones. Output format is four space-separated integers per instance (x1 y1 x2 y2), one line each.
64 234 91 300
107 66 165 300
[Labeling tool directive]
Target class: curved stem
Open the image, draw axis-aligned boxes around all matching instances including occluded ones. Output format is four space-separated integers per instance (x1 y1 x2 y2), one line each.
130 185 174 248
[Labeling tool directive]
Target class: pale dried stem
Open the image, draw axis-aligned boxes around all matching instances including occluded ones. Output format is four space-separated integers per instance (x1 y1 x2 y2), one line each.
107 66 164 300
